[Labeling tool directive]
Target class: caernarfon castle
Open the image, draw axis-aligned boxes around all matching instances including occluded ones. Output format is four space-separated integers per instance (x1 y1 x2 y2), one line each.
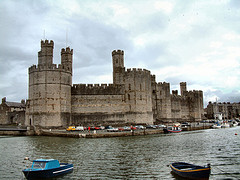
25 40 204 128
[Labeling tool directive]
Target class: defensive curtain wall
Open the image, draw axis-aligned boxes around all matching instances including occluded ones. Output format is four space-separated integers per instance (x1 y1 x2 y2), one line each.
152 78 203 124
71 84 127 126
71 69 154 126
26 40 203 128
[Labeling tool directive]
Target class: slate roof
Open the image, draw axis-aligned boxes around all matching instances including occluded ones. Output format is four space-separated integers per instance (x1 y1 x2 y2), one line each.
5 102 26 108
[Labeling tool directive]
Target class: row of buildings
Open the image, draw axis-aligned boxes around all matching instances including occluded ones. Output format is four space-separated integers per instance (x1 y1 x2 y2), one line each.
0 40 239 128
206 101 240 120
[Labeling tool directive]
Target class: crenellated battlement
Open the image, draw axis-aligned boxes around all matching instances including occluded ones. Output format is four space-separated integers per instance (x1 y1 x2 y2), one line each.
126 68 151 74
112 50 124 56
187 90 203 94
41 39 54 47
184 90 203 99
180 82 186 86
157 82 170 86
28 63 72 73
151 75 156 82
171 94 182 100
72 83 125 95
61 47 73 55
172 90 178 96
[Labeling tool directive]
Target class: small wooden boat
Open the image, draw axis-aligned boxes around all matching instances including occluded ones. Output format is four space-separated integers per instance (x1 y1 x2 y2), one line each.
22 159 73 179
170 162 211 179
163 126 182 133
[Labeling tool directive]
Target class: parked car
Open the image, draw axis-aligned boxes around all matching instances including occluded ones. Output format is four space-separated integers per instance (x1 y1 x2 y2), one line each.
98 126 105 130
131 126 137 130
181 122 190 126
105 125 113 129
123 126 131 131
156 124 166 128
146 125 156 129
75 126 84 131
135 125 145 129
118 127 124 131
66 126 76 131
107 127 119 132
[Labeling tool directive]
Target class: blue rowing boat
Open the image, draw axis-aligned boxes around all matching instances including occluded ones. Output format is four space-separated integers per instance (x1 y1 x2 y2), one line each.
22 159 73 179
170 162 211 179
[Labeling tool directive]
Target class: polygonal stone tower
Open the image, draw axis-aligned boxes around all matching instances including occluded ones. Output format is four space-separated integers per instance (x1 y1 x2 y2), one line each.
112 50 125 85
25 40 72 128
180 82 187 96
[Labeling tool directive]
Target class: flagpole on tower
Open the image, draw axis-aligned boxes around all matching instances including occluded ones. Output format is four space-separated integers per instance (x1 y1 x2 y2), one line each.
66 28 68 47
43 29 46 40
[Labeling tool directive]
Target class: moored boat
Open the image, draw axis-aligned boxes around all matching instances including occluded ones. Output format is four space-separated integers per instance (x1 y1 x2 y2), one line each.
163 125 182 133
221 121 230 128
22 159 73 179
170 162 211 179
231 121 238 127
212 122 221 129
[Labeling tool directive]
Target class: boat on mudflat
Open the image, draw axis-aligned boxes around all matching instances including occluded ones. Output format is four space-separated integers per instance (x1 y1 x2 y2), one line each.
170 162 211 180
163 126 182 133
22 159 73 179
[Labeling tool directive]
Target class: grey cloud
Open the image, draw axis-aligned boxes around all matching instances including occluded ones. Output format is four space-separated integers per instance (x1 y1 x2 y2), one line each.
204 89 240 107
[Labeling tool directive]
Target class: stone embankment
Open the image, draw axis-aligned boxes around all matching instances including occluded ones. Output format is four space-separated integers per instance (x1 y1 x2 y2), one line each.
39 129 164 138
0 123 213 138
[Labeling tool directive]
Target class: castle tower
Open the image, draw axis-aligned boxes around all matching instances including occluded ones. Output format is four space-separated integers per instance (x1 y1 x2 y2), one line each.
26 40 72 128
180 82 187 96
112 50 125 84
61 47 73 73
38 40 54 66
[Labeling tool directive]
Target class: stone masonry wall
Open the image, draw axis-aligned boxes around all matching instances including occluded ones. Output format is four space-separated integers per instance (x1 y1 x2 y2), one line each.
123 68 153 124
26 40 72 128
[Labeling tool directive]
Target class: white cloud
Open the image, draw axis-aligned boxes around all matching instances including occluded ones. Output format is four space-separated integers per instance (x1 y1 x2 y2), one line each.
154 1 174 14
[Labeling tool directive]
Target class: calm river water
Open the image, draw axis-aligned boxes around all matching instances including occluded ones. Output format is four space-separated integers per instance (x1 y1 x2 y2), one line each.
0 127 240 180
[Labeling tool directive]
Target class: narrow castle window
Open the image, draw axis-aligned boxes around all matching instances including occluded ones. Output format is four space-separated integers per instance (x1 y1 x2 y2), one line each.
140 84 142 91
128 94 130 100
129 84 131 90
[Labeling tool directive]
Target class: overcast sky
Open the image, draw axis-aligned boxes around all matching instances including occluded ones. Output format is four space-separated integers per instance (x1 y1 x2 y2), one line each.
0 0 240 107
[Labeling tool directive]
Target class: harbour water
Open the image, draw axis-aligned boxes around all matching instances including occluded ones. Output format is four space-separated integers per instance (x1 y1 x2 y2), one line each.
0 127 240 180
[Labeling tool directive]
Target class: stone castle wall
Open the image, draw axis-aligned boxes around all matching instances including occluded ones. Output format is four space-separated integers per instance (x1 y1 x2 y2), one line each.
71 84 127 126
152 80 203 123
122 68 153 124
